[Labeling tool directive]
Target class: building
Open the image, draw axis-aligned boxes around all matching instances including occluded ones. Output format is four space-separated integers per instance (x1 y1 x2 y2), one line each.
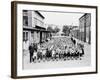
79 13 91 44
70 27 80 39
23 10 51 50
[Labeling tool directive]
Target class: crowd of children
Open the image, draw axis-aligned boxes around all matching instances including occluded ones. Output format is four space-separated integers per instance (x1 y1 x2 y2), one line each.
29 37 84 63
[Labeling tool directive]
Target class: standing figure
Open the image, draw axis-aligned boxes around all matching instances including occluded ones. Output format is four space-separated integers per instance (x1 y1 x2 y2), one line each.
29 43 34 63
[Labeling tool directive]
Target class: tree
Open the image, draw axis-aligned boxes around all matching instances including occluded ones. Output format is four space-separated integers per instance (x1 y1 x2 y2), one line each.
54 26 60 33
47 26 54 32
62 25 70 36
70 26 78 30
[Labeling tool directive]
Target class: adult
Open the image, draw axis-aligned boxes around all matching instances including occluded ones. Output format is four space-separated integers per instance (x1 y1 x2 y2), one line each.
34 43 38 52
29 43 34 63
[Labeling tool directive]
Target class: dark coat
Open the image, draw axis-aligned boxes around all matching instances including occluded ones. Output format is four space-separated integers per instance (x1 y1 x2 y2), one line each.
29 45 34 54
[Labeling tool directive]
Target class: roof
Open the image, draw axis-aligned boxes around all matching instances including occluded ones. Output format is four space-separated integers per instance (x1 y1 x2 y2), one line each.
35 11 45 19
23 10 45 19
35 25 46 30
23 26 50 32
79 13 87 20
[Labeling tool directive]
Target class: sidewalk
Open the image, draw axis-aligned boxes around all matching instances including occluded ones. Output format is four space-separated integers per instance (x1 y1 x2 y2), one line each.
73 37 91 63
72 37 91 47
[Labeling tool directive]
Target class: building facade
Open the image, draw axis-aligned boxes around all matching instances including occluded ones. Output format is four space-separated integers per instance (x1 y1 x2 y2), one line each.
79 13 91 44
23 10 50 50
71 28 80 39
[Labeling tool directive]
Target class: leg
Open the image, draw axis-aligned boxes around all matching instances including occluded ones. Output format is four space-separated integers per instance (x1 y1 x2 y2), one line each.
30 53 33 63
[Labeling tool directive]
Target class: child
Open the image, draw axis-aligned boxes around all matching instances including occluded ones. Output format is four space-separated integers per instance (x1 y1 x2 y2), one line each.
32 50 37 62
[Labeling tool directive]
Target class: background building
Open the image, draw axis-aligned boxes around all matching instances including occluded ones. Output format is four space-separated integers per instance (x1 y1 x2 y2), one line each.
70 27 80 39
23 10 50 50
79 13 91 44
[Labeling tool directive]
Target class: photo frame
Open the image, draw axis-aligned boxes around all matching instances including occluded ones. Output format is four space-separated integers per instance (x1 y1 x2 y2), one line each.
11 1 98 78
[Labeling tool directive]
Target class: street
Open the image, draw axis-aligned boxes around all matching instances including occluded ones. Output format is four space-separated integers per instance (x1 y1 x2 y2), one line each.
23 36 91 70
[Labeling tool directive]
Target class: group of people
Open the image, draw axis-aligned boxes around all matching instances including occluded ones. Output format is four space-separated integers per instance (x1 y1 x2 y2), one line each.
28 37 84 63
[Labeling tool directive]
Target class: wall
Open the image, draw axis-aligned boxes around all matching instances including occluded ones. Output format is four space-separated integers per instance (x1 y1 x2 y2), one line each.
0 0 99 80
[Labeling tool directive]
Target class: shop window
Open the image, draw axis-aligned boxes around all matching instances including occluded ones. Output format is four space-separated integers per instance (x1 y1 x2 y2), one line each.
23 32 28 41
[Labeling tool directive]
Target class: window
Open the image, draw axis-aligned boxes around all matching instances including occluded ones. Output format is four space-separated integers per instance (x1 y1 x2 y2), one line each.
86 14 91 27
23 32 28 41
31 32 34 39
26 32 28 40
23 32 25 41
23 16 28 26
